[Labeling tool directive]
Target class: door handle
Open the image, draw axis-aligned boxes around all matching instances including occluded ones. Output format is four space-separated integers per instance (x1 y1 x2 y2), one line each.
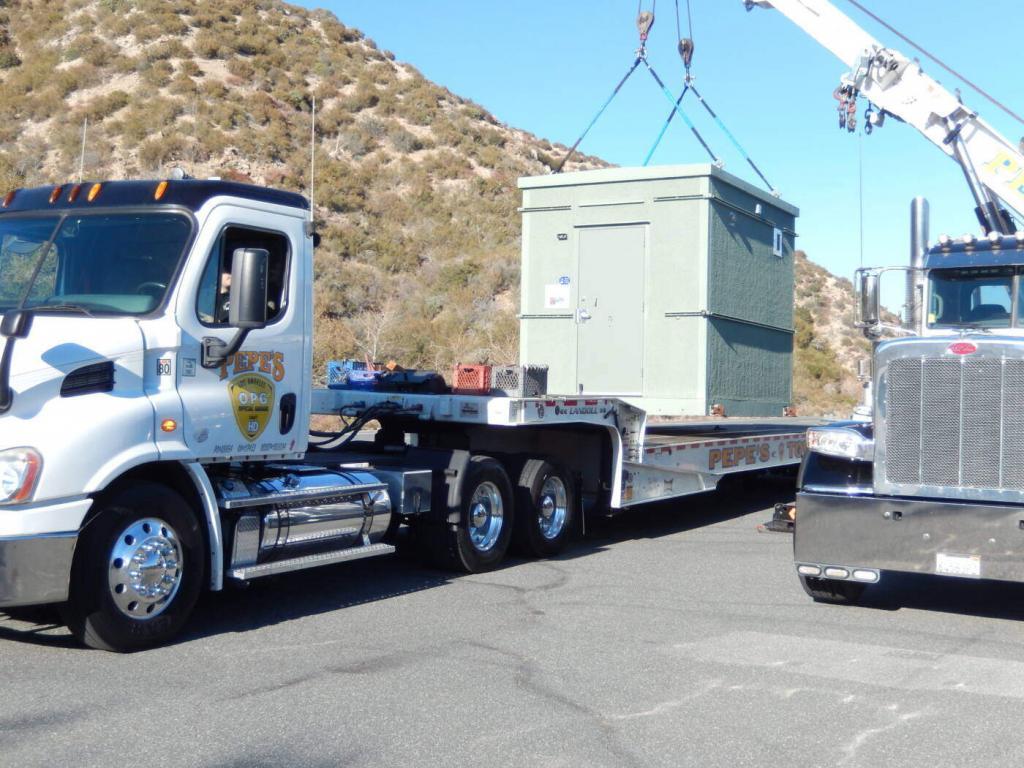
279 393 296 434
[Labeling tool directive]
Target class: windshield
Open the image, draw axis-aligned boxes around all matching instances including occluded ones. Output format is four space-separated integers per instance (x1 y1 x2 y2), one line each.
0 212 192 316
928 266 1024 329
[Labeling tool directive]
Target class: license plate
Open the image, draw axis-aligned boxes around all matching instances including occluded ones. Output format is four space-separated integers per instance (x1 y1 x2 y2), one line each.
936 552 981 578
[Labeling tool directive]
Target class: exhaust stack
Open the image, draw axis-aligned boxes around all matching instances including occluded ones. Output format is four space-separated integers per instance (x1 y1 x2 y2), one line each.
908 197 929 334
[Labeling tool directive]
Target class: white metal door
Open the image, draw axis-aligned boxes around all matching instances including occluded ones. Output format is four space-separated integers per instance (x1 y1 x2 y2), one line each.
576 225 645 395
174 204 309 460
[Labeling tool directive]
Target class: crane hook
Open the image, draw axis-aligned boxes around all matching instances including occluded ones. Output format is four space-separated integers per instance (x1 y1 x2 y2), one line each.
678 37 694 71
636 10 655 42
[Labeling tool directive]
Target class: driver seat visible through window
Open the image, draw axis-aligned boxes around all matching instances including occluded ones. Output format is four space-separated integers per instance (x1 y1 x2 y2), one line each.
968 303 1010 322
197 226 289 325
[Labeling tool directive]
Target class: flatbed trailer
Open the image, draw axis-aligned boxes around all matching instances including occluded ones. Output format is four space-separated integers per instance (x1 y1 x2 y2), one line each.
312 388 816 511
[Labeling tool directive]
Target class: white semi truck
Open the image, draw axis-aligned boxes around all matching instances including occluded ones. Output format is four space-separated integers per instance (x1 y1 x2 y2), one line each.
0 178 812 651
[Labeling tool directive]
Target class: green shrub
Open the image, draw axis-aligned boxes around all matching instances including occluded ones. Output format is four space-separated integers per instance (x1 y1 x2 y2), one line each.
193 29 224 58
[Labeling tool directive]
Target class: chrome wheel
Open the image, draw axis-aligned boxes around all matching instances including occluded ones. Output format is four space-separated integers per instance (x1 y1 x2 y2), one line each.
107 517 183 620
468 481 505 552
537 476 568 540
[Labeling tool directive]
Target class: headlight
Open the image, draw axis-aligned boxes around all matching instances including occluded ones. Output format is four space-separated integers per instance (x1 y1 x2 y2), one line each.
806 428 874 462
0 447 42 504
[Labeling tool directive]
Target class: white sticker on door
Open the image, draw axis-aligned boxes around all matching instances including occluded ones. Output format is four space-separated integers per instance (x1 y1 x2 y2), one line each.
544 283 570 309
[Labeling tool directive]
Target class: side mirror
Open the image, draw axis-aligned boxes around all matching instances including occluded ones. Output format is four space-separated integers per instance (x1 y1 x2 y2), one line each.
228 248 269 330
201 248 269 369
859 272 880 326
0 309 33 339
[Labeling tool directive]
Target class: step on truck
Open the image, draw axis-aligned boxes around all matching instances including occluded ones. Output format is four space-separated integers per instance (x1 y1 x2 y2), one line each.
0 179 812 651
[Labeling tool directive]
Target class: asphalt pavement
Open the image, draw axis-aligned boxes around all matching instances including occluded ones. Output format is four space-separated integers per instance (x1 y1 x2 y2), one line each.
4 480 1024 767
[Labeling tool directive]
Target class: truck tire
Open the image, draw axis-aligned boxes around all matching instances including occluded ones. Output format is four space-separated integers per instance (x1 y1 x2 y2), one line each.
513 460 576 558
799 575 865 605
64 483 204 652
431 456 514 573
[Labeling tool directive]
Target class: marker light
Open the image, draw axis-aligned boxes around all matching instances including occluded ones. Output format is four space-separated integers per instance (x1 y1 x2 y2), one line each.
806 427 874 462
0 447 42 505
797 565 822 577
160 419 177 433
87 183 102 202
824 567 850 579
2 190 15 208
154 180 168 200
67 184 81 202
48 186 63 204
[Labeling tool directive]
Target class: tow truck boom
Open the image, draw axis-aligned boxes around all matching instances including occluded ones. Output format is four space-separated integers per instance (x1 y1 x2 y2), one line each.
747 0 1024 234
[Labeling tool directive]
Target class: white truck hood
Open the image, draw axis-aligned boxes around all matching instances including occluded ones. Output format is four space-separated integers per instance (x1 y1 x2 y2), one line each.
2 315 145 445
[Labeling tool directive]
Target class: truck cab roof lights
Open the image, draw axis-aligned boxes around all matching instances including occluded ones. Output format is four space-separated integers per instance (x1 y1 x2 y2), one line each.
154 180 169 200
87 183 102 203
962 233 977 245
938 234 952 247
67 184 81 203
48 186 63 204
988 231 1003 244
2 190 15 208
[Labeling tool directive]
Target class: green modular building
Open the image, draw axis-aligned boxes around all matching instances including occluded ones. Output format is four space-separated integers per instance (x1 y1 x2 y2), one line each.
518 164 799 416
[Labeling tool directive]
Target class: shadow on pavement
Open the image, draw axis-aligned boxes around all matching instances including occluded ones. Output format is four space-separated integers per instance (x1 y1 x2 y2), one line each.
857 571 1024 622
0 474 796 649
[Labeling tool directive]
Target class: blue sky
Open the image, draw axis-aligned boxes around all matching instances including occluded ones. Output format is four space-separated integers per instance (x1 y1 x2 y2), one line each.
314 0 1023 305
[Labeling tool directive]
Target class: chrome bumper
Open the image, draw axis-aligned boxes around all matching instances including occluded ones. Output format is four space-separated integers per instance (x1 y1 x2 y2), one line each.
795 490 1024 583
0 532 78 608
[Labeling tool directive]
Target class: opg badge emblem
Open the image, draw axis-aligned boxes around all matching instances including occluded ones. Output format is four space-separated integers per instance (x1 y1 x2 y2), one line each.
229 374 275 440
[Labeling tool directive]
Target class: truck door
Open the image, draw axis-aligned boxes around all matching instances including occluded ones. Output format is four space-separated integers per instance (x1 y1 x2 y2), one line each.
576 224 646 395
175 206 309 461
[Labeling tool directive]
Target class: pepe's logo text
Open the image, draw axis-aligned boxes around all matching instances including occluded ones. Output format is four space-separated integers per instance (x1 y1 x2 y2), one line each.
218 351 286 382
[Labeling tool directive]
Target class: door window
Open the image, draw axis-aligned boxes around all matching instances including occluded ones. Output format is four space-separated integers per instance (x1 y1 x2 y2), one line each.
197 226 290 326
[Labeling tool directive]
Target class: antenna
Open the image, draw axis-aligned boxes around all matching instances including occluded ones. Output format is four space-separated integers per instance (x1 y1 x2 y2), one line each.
78 117 88 182
309 95 315 224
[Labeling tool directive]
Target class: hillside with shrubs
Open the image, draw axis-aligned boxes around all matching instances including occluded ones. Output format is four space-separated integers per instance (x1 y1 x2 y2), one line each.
0 0 864 415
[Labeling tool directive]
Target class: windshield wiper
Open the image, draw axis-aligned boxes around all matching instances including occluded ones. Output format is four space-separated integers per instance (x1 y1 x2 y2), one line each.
955 325 995 334
38 303 96 318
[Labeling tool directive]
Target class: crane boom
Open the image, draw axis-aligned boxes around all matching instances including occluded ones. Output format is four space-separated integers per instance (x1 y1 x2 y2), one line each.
748 0 1024 232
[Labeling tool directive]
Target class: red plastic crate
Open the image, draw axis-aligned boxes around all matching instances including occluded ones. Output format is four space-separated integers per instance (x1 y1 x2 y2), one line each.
452 364 491 394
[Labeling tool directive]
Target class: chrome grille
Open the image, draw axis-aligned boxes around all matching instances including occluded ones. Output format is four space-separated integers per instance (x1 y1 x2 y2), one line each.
1002 360 1024 489
883 354 1024 491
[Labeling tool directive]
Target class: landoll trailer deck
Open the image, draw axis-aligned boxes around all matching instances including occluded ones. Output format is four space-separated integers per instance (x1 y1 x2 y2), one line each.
312 388 815 511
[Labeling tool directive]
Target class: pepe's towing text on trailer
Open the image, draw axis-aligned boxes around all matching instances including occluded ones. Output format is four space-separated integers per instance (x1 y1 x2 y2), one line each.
740 0 1024 604
0 168 812 651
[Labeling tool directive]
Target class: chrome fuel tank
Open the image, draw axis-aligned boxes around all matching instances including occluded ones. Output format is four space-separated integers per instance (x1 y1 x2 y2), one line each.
215 466 392 570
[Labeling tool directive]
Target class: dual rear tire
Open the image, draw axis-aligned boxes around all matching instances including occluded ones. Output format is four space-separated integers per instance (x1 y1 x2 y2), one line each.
512 459 576 559
428 456 578 573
